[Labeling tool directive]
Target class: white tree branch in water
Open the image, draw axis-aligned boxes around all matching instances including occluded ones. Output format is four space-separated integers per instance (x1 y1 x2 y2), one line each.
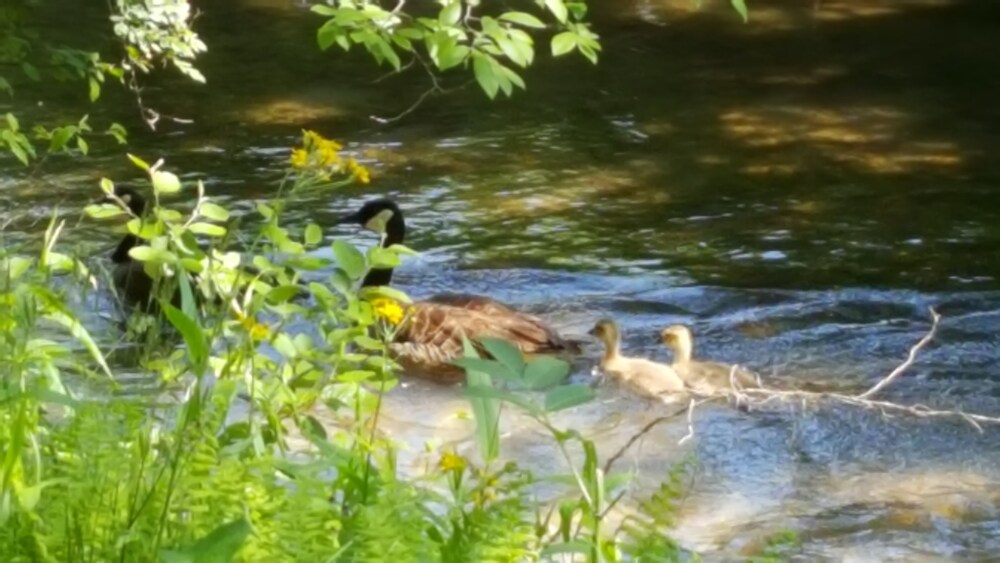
722 307 1000 431
856 307 941 400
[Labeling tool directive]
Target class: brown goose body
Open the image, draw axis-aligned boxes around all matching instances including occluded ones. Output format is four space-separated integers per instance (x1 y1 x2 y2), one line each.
339 200 579 384
660 325 758 394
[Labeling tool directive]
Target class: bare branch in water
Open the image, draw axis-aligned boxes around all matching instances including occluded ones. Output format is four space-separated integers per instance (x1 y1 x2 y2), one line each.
856 307 941 400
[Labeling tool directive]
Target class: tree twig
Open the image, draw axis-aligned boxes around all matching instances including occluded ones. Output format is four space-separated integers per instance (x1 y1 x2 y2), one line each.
856 307 940 400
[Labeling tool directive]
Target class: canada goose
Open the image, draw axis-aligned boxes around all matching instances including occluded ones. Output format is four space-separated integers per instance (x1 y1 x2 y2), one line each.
337 198 580 383
660 324 758 394
99 186 169 312
588 318 686 401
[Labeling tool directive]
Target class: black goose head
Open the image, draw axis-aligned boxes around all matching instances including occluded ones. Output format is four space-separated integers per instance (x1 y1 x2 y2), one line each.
101 185 149 217
337 199 406 288
101 186 149 264
336 198 405 244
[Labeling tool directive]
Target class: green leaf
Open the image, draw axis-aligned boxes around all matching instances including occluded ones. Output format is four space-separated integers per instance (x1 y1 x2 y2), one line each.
127 153 150 172
273 333 298 359
265 285 301 304
551 32 577 56
76 135 89 155
332 240 367 281
48 127 75 152
440 1 462 25
358 285 412 304
8 140 29 165
0 77 11 96
544 384 594 412
152 170 182 194
129 246 176 264
2 256 33 280
159 518 251 563
462 339 501 462
473 54 499 99
451 357 519 383
437 43 470 71
5 113 18 131
479 337 525 377
731 0 749 22
188 223 227 237
199 202 230 222
88 78 100 102
524 356 570 390
465 385 540 415
22 62 40 81
162 303 209 376
544 0 568 23
499 11 546 29
338 370 376 383
41 308 113 380
304 223 322 246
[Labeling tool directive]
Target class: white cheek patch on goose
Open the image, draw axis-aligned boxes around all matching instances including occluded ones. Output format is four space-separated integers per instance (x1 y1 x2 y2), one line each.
364 209 395 234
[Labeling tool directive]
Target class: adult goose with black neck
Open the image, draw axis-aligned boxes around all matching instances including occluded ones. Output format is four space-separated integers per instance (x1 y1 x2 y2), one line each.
101 186 171 312
337 198 581 383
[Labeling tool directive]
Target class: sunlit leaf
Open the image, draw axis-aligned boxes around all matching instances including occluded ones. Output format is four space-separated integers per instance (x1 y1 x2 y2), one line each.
473 54 499 99
304 223 322 246
188 223 227 237
551 32 577 56
127 153 151 171
499 11 546 29
731 0 749 22
479 337 525 377
152 170 182 194
544 0 568 22
544 384 594 412
199 202 230 222
332 240 366 281
162 303 208 376
524 356 570 390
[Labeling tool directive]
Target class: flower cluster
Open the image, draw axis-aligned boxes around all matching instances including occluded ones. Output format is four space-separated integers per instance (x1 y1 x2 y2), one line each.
371 298 406 326
288 130 370 185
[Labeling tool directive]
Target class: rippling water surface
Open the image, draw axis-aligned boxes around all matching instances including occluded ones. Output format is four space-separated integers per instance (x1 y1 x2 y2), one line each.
6 0 1000 558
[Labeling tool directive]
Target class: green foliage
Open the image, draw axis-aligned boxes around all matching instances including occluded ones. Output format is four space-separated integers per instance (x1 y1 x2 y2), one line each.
311 0 602 99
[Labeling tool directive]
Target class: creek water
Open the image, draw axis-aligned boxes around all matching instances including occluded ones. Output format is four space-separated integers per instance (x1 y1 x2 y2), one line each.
5 0 1000 559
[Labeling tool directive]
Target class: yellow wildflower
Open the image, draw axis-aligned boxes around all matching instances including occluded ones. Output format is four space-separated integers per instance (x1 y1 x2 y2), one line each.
289 148 309 169
346 157 371 185
235 311 270 341
371 298 405 325
439 450 466 473
317 144 341 168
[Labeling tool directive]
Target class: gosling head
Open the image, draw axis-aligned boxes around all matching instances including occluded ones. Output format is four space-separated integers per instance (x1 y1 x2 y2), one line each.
660 324 694 361
101 185 148 217
337 198 402 235
660 325 692 347
588 318 620 343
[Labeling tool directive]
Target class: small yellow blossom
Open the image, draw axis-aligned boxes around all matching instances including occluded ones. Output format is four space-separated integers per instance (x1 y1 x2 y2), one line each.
235 311 270 341
289 148 309 169
371 298 405 325
317 144 342 168
439 450 466 473
346 157 371 185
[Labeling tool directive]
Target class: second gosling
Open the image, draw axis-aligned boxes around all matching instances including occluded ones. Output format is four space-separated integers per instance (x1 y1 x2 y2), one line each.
589 318 687 401
660 324 759 394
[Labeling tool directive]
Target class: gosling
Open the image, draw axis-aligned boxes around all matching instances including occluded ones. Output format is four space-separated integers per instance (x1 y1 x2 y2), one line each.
589 318 687 401
660 324 759 395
